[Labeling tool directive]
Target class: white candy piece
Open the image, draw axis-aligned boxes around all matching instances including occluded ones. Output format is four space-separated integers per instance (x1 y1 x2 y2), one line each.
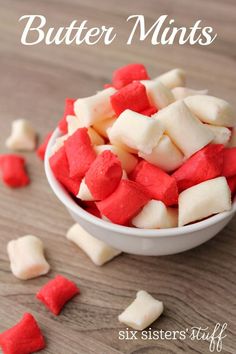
110 140 137 154
74 88 116 127
172 87 208 100
156 68 186 89
154 101 214 157
179 177 231 227
139 135 184 172
77 178 94 201
184 95 236 127
132 200 178 229
66 115 82 134
227 127 236 147
95 144 138 174
86 128 105 146
108 109 164 155
118 290 164 331
93 117 116 138
67 115 104 145
66 224 121 266
141 80 174 109
51 134 68 154
7 235 50 280
205 124 231 145
6 119 36 151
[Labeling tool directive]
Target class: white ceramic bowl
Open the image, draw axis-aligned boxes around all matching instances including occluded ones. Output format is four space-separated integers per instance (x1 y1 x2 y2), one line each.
45 129 236 256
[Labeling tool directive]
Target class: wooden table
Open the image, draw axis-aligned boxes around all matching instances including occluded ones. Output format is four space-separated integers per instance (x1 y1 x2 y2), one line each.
0 0 235 353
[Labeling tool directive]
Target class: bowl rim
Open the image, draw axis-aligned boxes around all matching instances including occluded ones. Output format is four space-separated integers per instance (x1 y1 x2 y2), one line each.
45 128 236 238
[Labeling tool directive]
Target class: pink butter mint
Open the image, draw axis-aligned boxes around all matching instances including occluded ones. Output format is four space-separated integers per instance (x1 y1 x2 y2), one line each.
64 128 96 179
36 275 80 316
110 81 155 116
49 146 81 196
130 160 178 206
96 179 151 225
111 63 150 89
0 154 30 188
0 313 45 354
85 150 122 200
172 144 224 192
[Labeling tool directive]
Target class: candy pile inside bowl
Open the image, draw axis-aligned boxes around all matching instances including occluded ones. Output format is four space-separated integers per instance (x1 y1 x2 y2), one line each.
49 64 236 229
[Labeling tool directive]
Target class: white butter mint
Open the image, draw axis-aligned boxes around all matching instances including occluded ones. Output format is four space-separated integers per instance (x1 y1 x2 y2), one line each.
154 101 214 157
7 235 50 280
66 115 104 145
155 68 186 89
77 178 94 201
93 117 116 138
141 80 174 109
139 135 184 172
66 115 82 134
184 95 236 127
132 200 178 229
172 87 208 100
6 119 36 151
205 124 231 145
95 144 138 174
66 223 121 266
108 109 164 154
74 87 116 127
179 177 231 227
51 134 68 155
118 290 164 331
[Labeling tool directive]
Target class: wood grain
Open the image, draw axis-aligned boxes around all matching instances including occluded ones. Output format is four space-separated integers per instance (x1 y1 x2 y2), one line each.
0 0 236 353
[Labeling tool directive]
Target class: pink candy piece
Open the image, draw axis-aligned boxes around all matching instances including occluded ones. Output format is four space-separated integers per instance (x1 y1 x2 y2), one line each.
110 81 151 116
64 128 96 179
36 132 52 161
222 147 236 178
112 63 149 89
49 146 81 195
0 154 30 188
36 275 80 316
58 98 76 134
172 144 224 192
130 160 178 206
0 313 45 354
141 106 158 117
96 179 150 225
85 150 122 200
81 201 101 218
